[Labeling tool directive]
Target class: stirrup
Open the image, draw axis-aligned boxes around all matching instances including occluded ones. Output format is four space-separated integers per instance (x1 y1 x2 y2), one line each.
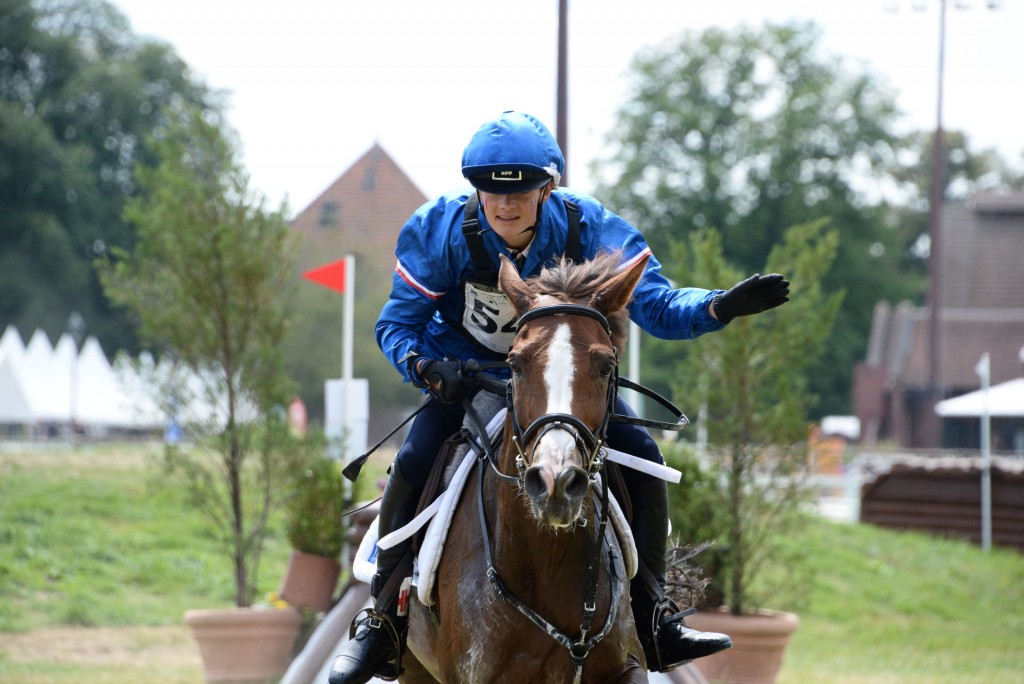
644 598 695 672
349 608 406 681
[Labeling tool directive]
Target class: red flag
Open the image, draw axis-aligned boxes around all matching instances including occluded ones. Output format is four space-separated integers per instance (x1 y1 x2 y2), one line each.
303 259 346 293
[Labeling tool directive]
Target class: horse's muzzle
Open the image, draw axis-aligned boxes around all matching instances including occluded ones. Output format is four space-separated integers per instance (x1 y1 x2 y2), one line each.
523 462 589 528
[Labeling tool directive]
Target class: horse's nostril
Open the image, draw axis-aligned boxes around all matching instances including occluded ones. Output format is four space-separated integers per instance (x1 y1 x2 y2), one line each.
559 466 589 503
524 467 550 502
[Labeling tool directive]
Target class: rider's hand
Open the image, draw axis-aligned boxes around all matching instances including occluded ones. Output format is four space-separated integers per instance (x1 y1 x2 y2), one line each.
712 273 790 324
417 358 466 403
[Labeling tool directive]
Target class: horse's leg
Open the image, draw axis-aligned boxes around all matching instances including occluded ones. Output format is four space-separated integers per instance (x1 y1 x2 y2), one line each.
398 649 439 684
612 654 649 683
405 602 441 682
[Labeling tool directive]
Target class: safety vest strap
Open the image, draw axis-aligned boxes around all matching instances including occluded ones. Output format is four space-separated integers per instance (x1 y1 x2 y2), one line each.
461 193 582 286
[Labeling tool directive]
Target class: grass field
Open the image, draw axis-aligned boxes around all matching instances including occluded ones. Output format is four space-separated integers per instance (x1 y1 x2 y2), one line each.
1 442 1022 683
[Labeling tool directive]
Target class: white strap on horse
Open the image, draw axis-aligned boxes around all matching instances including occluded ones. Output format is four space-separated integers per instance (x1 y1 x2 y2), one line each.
376 408 506 551
375 408 683 551
604 447 682 484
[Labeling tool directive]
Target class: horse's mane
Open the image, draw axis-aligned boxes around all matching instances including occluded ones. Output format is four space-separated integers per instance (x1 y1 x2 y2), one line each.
527 250 632 351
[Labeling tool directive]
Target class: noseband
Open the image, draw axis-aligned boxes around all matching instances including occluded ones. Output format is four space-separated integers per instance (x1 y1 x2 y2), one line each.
506 304 618 486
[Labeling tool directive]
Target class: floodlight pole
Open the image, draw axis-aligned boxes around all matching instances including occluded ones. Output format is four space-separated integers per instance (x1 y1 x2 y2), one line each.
556 0 569 187
925 0 947 448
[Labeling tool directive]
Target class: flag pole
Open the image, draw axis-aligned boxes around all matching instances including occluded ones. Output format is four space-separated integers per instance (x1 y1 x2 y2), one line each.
342 254 354 386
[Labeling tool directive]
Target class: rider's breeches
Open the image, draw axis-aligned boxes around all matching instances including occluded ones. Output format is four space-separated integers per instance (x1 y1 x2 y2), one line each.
393 396 469 488
606 397 669 576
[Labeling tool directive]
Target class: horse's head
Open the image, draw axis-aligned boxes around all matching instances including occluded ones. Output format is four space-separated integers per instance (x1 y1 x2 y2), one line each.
497 251 649 529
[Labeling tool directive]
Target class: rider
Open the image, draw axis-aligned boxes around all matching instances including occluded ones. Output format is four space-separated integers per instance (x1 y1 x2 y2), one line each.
330 111 790 683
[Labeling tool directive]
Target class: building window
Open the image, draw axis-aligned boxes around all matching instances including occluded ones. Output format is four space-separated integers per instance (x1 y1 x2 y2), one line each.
363 168 376 191
320 201 340 228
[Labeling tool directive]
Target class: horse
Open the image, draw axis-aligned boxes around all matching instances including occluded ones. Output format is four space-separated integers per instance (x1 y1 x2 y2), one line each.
399 251 652 684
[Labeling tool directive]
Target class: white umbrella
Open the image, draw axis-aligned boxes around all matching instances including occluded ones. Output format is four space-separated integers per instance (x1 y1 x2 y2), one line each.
934 378 1024 417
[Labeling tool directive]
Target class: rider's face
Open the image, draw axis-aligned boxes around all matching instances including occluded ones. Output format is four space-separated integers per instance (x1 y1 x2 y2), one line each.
478 183 552 250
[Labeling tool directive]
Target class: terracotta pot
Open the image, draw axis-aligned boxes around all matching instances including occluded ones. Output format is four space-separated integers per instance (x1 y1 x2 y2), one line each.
686 608 799 684
278 549 342 614
185 606 302 683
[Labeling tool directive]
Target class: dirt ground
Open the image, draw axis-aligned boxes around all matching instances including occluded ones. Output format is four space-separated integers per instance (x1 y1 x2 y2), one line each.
0 625 202 681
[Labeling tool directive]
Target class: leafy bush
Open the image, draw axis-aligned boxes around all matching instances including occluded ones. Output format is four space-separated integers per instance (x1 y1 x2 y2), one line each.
286 449 346 559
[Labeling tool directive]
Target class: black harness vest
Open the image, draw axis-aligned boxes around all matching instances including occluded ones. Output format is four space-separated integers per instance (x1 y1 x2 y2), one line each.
447 193 582 359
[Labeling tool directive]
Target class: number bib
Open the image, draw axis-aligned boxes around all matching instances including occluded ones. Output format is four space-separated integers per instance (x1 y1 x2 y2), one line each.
462 280 518 354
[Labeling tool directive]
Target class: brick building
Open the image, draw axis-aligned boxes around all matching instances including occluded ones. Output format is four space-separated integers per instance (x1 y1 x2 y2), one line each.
853 193 1024 450
289 143 427 278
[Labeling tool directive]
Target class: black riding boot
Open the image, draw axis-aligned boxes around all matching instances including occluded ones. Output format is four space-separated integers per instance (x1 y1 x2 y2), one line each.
329 463 422 684
627 473 733 672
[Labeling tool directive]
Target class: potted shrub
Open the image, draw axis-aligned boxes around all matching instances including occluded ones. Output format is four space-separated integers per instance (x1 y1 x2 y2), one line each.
279 448 346 614
100 108 304 683
660 223 842 684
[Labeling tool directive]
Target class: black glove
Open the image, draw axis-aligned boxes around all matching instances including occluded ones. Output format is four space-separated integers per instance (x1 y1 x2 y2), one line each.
417 359 466 403
712 273 790 324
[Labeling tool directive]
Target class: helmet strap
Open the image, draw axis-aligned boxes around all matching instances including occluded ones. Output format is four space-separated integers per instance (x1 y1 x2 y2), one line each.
529 181 553 231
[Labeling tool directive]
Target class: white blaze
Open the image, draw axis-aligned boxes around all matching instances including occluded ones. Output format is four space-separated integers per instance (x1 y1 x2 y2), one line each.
544 323 575 416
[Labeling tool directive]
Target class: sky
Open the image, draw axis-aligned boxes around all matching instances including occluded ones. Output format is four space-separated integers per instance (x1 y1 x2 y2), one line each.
107 0 1024 216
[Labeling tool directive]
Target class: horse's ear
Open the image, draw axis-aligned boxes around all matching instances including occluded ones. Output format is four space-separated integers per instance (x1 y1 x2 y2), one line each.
498 254 536 315
590 255 650 315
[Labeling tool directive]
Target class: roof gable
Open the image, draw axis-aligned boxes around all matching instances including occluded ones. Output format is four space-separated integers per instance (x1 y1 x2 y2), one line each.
289 144 428 279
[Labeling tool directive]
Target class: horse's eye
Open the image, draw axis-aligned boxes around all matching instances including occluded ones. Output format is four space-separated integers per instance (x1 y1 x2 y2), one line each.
598 358 616 378
508 357 524 378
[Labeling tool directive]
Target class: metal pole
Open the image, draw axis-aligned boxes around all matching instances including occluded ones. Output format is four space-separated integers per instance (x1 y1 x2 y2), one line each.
556 0 569 186
628 321 644 419
342 254 354 386
341 255 356 526
926 0 947 447
977 352 992 551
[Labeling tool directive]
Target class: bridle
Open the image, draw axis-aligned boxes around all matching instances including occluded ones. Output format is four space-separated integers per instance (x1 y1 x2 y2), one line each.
505 303 618 486
469 302 622 684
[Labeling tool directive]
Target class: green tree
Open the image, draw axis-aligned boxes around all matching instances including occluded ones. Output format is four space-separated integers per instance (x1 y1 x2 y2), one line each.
0 0 217 353
594 21 913 416
99 108 298 607
666 221 842 615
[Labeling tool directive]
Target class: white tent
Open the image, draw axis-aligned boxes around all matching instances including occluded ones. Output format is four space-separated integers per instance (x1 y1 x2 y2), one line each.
0 325 25 363
0 326 165 433
0 358 33 423
0 326 262 435
935 378 1024 417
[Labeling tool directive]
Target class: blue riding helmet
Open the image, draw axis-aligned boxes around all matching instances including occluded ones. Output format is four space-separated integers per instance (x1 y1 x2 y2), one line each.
461 111 565 194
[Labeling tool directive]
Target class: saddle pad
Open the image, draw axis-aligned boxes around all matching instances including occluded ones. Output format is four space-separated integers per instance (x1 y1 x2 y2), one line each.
352 408 504 587
352 516 379 584
415 462 639 607
351 473 638 596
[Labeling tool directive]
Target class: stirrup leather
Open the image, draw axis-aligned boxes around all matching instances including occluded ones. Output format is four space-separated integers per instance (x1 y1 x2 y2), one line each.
349 608 406 681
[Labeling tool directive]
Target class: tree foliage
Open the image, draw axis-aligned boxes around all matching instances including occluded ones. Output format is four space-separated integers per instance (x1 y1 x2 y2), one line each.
594 21 914 415
98 108 299 607
0 0 219 353
666 221 842 615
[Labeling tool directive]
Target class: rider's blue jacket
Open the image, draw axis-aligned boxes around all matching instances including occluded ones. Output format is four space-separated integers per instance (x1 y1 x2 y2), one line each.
375 188 726 386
